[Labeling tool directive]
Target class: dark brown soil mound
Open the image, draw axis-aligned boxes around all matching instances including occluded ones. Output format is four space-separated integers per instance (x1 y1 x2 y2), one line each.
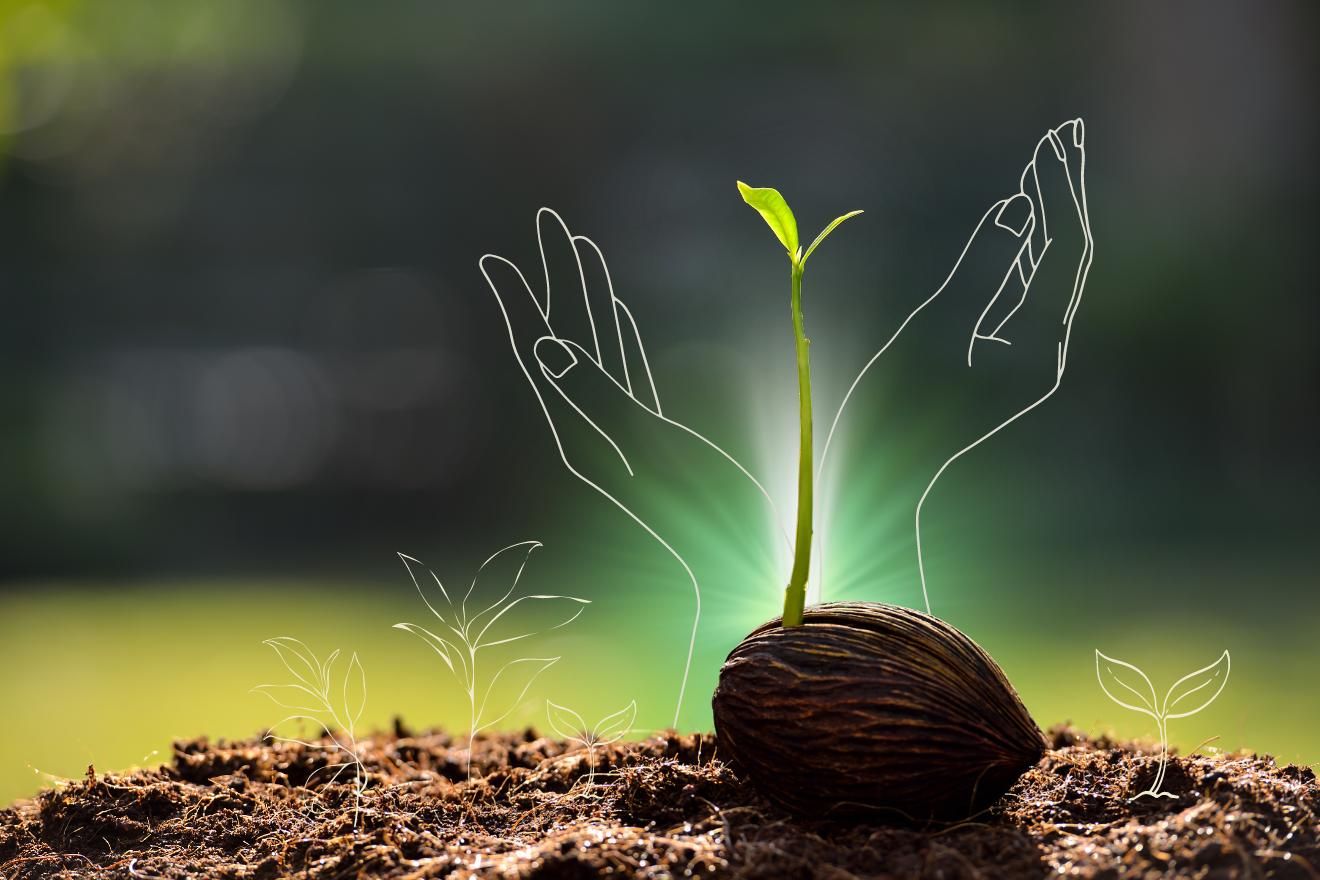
1 725 1315 878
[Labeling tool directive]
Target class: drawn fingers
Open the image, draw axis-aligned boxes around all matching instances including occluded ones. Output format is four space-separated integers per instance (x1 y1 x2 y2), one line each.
923 193 1036 350
534 336 654 462
613 298 662 415
573 233 628 381
536 208 600 359
982 120 1091 376
537 209 660 414
482 251 557 392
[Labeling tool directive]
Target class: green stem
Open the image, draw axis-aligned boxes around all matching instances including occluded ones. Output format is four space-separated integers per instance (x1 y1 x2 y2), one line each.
782 260 811 627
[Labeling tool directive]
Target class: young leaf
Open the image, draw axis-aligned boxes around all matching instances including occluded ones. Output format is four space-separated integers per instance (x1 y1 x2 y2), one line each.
801 210 864 266
473 656 559 733
546 700 588 743
264 713 330 744
473 594 591 649
344 653 367 731
320 648 342 693
263 637 322 689
251 683 327 713
1164 651 1230 720
397 552 456 626
737 181 799 256
463 540 543 619
1095 650 1159 720
593 700 638 745
392 622 465 678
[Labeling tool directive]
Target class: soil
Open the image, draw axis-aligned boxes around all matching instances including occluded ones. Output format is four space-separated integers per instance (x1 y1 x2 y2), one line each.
1 724 1314 879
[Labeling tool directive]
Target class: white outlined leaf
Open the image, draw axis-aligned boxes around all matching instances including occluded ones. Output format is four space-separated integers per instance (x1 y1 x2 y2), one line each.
321 648 342 693
344 653 367 731
1095 650 1159 720
264 713 328 743
473 594 590 649
397 552 457 627
263 637 321 689
593 701 637 745
474 656 558 733
1164 651 1230 720
463 540 543 628
546 700 588 743
392 623 468 680
252 684 327 713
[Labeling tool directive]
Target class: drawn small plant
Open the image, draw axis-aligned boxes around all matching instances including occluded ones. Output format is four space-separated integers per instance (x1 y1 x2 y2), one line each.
253 637 368 825
545 699 638 786
1095 649 1231 800
395 540 589 778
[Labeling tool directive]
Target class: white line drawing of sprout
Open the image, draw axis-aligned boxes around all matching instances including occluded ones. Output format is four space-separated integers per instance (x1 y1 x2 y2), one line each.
253 637 368 825
1095 649 1231 800
545 699 638 786
394 540 590 778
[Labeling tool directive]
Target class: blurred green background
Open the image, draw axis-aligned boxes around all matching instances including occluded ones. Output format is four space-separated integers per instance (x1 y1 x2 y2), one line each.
1 1 1317 806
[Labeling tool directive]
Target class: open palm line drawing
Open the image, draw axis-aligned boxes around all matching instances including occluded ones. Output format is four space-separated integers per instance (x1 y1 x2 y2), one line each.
818 120 1093 614
482 212 789 728
484 119 1092 724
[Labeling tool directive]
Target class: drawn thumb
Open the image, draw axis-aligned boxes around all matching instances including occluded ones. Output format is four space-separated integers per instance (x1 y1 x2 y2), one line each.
534 336 647 471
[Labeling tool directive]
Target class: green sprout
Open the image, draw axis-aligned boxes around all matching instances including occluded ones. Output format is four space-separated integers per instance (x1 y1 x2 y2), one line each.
737 182 862 627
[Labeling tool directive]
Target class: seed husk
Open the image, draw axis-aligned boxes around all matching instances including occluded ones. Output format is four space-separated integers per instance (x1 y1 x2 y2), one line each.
712 601 1047 822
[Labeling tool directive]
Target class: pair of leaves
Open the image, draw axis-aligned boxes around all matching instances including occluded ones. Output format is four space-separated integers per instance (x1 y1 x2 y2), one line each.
1095 649 1230 721
545 700 638 747
736 181 862 268
255 637 367 737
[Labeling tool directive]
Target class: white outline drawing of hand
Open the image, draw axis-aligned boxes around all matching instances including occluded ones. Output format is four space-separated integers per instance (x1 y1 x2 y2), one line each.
481 210 788 728
819 118 1094 614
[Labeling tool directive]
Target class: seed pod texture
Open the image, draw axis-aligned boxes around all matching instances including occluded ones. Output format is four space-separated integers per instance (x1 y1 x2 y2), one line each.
712 602 1047 821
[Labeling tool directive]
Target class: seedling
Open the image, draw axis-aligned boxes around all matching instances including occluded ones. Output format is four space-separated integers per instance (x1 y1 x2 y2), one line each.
736 181 862 626
395 541 589 778
253 637 368 825
713 182 1049 820
545 699 638 786
1096 649 1231 799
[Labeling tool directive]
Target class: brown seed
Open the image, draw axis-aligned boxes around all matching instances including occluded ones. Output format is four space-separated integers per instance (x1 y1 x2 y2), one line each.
712 602 1047 822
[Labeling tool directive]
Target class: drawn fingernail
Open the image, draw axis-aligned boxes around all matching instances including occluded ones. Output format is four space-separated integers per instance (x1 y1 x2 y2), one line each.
535 337 578 379
1047 130 1066 162
995 194 1033 237
1072 118 1085 148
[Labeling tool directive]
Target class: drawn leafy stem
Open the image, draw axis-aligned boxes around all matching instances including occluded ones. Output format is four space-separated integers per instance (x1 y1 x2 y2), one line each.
546 699 638 785
253 637 368 824
1095 649 1230 800
394 541 589 777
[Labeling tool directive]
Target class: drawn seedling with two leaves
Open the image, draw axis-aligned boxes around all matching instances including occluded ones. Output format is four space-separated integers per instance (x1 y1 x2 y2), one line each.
545 699 638 786
1095 649 1231 800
